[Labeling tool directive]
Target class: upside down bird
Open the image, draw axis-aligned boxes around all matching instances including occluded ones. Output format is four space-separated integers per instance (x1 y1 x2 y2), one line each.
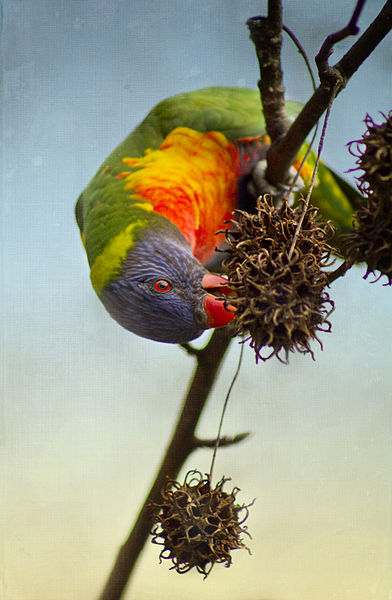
76 87 358 343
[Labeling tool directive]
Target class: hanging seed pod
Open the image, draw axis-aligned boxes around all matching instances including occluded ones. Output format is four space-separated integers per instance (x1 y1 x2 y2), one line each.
345 112 392 284
224 196 335 363
349 112 392 196
151 470 251 578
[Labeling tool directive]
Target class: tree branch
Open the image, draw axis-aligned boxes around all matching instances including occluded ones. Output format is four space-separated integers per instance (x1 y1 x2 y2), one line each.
266 0 392 187
247 1 290 144
316 0 366 79
179 341 202 356
194 431 251 449
97 4 391 600
98 327 234 600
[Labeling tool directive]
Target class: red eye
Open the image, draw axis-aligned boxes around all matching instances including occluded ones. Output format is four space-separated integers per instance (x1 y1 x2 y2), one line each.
154 280 171 293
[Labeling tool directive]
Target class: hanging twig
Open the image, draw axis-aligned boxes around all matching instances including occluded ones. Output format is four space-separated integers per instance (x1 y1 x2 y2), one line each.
282 24 317 92
280 24 319 201
209 342 245 483
288 81 340 259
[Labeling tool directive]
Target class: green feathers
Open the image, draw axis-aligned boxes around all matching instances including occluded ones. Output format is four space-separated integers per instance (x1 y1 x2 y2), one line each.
77 86 359 288
75 86 362 343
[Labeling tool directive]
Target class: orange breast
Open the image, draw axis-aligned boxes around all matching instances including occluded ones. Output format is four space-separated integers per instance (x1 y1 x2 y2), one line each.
118 127 239 264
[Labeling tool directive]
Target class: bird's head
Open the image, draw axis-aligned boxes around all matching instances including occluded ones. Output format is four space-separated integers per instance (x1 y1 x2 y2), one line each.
99 224 235 343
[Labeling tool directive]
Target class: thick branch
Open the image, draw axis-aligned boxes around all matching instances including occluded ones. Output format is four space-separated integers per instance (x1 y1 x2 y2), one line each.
247 1 290 143
98 327 233 600
266 0 392 186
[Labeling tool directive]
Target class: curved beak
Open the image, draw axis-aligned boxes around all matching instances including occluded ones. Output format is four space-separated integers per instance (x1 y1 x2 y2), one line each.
201 273 236 329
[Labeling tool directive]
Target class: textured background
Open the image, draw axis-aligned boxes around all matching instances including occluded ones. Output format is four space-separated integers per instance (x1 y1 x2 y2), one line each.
2 1 392 599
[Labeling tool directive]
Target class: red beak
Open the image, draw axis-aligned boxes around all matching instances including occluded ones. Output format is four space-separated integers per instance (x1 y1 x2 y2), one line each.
201 273 236 329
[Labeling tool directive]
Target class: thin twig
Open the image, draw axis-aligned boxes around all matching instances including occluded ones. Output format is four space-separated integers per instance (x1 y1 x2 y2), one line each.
195 431 251 449
280 24 318 201
327 259 353 284
288 81 340 259
179 342 202 356
209 342 244 483
336 0 392 80
316 0 367 79
282 24 317 92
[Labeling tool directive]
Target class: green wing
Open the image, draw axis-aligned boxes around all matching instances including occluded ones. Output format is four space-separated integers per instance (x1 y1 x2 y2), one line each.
109 87 303 160
76 87 299 230
75 87 273 262
76 87 359 262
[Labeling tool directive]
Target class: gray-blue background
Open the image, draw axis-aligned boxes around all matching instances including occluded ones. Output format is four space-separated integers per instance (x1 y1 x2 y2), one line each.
2 1 391 599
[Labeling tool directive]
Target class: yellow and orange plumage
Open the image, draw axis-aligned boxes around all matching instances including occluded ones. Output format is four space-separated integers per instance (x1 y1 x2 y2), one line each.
76 87 358 343
117 127 239 264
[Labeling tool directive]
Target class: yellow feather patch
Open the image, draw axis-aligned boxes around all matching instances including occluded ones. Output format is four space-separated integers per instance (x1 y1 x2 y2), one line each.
120 127 238 264
90 221 145 292
293 149 318 185
132 201 154 212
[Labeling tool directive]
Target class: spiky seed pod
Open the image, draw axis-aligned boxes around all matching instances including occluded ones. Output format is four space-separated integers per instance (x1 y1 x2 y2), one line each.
343 198 392 283
151 470 251 578
349 112 392 196
223 196 335 363
345 112 392 284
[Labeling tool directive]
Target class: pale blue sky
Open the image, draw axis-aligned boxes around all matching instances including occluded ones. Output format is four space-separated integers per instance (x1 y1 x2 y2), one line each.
2 1 392 599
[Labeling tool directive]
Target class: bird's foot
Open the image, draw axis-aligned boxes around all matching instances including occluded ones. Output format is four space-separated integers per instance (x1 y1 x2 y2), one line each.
247 159 304 206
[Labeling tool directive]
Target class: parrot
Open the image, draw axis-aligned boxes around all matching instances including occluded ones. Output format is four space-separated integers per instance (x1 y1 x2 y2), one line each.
75 86 359 344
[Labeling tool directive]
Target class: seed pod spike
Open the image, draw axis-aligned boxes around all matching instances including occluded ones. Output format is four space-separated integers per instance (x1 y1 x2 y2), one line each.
345 112 392 284
224 196 335 362
151 471 251 577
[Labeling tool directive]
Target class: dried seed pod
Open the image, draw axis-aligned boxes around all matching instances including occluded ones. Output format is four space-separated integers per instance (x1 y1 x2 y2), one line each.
345 112 392 284
344 197 392 284
349 112 392 196
224 196 335 362
151 470 251 578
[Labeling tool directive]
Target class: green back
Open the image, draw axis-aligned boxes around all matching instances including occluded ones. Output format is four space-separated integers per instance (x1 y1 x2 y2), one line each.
76 86 359 266
76 87 279 266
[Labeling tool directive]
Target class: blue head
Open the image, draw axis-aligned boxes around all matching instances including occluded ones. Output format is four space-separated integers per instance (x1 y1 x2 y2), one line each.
99 224 234 343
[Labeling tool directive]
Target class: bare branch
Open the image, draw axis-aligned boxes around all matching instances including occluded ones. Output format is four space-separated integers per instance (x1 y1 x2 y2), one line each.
316 0 366 79
247 0 290 144
266 0 392 187
288 80 340 259
98 328 233 600
336 0 392 80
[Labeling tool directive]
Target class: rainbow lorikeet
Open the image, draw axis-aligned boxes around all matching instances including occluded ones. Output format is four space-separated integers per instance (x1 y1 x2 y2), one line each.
76 87 358 343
